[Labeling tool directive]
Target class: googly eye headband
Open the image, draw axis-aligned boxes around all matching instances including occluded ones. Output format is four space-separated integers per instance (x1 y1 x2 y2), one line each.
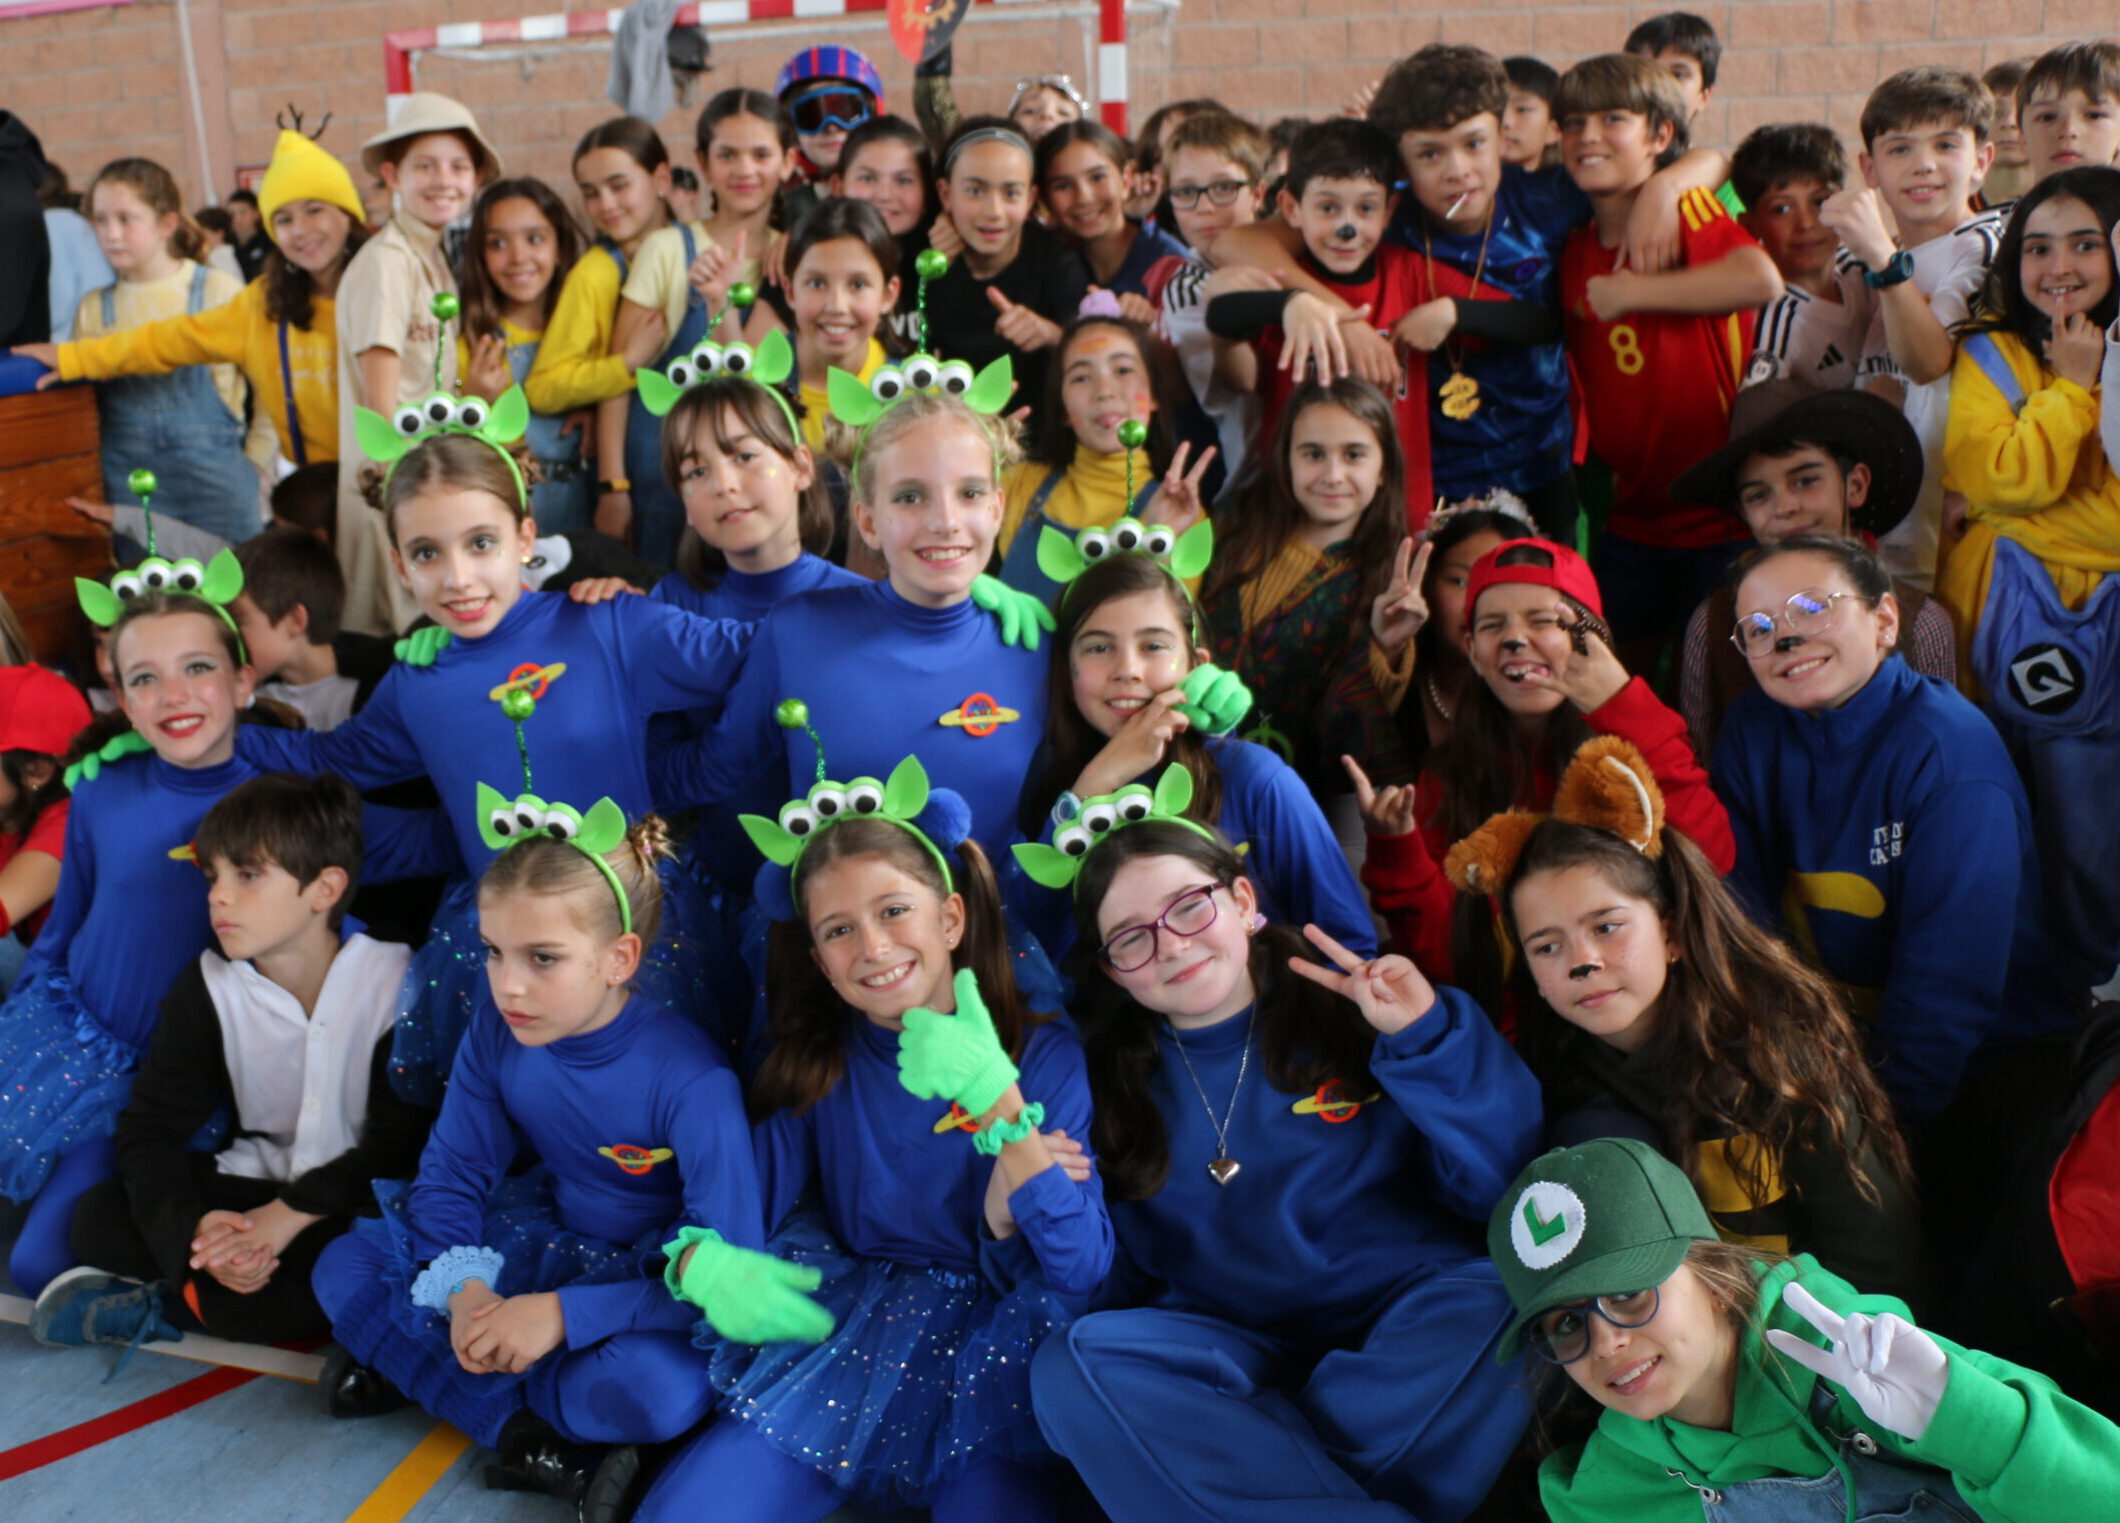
474 664 636 935
353 293 532 511
74 468 250 661
633 283 806 440
1442 736 1665 898
1012 763 1215 893
1037 510 1215 590
739 698 973 923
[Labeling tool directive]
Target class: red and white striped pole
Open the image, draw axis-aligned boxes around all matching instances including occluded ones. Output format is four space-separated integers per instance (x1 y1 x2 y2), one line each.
1097 0 1127 134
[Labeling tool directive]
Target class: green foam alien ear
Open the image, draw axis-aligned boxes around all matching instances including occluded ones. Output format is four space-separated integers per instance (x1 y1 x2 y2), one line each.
1036 525 1087 585
882 754 930 818
1171 521 1215 581
739 812 803 866
476 781 512 850
828 368 881 428
1153 763 1195 817
485 384 530 444
575 797 629 853
76 578 122 628
753 330 794 386
966 356 1014 415
355 406 412 464
1012 841 1082 891
199 548 245 604
637 368 684 418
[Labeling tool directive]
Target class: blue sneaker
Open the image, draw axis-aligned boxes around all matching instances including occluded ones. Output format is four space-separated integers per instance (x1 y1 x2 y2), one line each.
31 1267 183 1377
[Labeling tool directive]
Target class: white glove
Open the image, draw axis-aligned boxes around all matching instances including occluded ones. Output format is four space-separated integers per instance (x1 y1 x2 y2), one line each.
1764 1281 1949 1442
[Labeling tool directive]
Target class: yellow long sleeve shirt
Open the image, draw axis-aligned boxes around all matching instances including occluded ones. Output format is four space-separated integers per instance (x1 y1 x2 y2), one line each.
58 277 337 465
1938 330 2120 681
524 245 633 415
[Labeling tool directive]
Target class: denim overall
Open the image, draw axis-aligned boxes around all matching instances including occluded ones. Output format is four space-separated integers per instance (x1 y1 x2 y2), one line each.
621 225 708 567
1675 1388 1978 1523
97 265 260 546
994 468 1158 597
507 328 594 535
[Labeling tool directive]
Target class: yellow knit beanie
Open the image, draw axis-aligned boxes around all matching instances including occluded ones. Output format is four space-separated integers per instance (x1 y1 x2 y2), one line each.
258 129 367 241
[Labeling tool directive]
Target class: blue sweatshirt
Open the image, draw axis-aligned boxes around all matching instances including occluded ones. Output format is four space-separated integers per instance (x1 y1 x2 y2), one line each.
408 994 764 1350
235 590 752 873
660 580 1049 851
19 752 456 1051
1712 658 2074 1123
648 556 866 888
754 1014 1111 1300
1106 986 1543 1345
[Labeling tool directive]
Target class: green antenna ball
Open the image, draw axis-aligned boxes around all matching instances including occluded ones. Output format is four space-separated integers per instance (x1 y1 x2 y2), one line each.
729 282 757 308
915 248 949 280
1116 419 1149 450
431 292 461 322
127 468 159 498
500 689 537 722
774 698 811 730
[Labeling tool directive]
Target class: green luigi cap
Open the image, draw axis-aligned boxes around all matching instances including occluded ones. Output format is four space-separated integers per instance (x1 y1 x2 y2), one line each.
1488 1137 1716 1362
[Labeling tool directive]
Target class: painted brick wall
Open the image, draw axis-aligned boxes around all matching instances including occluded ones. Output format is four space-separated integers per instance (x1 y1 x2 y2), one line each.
4 0 2108 217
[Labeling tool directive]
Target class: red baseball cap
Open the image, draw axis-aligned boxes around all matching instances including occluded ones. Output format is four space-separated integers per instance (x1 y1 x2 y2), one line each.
0 665 92 758
1464 538 1605 622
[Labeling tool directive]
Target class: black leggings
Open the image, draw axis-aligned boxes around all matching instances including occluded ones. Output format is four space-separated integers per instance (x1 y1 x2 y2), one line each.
68 1159 353 1345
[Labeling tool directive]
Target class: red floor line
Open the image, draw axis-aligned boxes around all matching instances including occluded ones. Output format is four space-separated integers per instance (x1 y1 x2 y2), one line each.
0 1364 259 1481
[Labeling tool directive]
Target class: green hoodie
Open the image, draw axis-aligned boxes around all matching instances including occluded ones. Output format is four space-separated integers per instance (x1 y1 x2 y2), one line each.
1540 1255 2120 1523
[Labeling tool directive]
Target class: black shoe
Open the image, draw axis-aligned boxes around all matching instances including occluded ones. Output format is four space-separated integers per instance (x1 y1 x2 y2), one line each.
319 1345 409 1419
580 1444 646 1523
484 1410 599 1508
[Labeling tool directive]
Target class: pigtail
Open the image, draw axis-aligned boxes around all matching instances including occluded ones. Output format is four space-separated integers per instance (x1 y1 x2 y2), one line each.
168 211 209 265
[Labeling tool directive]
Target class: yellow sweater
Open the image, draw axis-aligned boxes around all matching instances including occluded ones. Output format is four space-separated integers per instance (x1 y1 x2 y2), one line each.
1000 444 1149 555
1938 330 2120 683
524 245 633 415
59 278 337 465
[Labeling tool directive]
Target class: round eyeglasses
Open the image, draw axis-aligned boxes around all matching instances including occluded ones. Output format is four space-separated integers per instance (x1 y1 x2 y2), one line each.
1729 588 1863 658
1101 882 1224 972
1528 1286 1662 1365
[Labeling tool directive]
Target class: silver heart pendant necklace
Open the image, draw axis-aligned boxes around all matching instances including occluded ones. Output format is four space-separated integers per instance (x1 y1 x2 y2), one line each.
1166 1013 1252 1186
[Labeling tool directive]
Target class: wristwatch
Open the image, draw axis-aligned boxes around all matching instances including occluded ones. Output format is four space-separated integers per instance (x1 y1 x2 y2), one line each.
598 478 632 494
1862 250 1915 290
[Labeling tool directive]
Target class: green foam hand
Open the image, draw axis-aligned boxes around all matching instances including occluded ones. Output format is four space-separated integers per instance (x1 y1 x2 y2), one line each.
63 728 154 789
896 967 1019 1116
1177 662 1253 736
394 626 455 667
663 1227 835 1345
969 574 1055 651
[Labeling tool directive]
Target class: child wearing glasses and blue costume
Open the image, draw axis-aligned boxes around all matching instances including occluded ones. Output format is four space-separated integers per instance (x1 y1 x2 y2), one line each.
1493 1137 2120 1523
1709 535 2075 1130
1027 798 1542 1523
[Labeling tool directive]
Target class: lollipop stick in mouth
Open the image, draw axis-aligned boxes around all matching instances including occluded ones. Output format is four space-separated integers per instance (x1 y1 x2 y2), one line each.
1445 191 1473 220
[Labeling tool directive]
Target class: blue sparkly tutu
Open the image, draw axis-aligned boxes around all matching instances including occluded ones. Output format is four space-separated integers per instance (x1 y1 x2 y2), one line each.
0 964 140 1200
391 863 730 1104
702 1207 1068 1508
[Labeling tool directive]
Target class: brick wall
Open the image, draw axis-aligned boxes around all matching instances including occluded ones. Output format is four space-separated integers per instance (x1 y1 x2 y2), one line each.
5 0 2108 217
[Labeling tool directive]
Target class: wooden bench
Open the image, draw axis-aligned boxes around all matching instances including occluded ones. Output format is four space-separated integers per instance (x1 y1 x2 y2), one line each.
0 385 109 668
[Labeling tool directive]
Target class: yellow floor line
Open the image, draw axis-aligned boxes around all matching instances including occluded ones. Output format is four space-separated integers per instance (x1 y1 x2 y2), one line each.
343 1421 472 1523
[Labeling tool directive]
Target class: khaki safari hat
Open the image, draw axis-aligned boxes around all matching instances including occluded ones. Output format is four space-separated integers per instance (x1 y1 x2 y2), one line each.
360 93 504 180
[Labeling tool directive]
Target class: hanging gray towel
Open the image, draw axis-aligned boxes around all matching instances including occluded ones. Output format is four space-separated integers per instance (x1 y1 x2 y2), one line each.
606 0 686 121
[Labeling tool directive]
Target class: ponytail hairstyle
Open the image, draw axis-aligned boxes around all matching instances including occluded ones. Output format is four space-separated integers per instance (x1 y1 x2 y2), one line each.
574 115 672 178
459 177 586 342
380 432 531 538
1068 821 1376 1200
87 157 207 263
1206 377 1404 614
836 114 937 234
1500 817 1913 1212
663 375 833 590
698 88 798 231
478 812 676 947
753 820 1040 1118
1026 553 1225 838
848 389 1020 505
1032 315 1179 474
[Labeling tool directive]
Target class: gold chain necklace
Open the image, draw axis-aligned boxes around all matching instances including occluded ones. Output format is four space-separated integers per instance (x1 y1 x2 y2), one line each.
1422 203 1496 421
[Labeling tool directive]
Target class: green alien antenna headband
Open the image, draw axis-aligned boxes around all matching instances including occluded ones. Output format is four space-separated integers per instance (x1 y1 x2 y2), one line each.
354 292 532 510
74 468 250 662
475 665 635 935
633 282 807 443
1012 763 1215 892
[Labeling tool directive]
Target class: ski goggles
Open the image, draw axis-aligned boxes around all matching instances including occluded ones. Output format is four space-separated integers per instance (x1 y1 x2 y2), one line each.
786 84 876 135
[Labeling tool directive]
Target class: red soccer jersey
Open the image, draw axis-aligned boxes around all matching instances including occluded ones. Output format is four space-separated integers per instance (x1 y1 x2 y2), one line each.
1561 186 1759 548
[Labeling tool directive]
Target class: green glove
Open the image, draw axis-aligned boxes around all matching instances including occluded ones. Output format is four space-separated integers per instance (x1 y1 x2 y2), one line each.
394 625 454 666
1177 663 1253 736
897 966 1020 1117
64 729 154 789
663 1227 835 1345
970 574 1056 652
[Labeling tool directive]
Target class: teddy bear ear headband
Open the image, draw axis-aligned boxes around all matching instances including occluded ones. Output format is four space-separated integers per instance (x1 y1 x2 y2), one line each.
1012 762 1216 893
474 664 636 933
354 293 533 509
739 698 973 923
632 282 807 444
74 470 250 661
1443 737 1666 896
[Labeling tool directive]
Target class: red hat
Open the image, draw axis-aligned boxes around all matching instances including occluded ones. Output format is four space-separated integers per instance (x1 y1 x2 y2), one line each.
0 665 92 757
1464 538 1604 622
